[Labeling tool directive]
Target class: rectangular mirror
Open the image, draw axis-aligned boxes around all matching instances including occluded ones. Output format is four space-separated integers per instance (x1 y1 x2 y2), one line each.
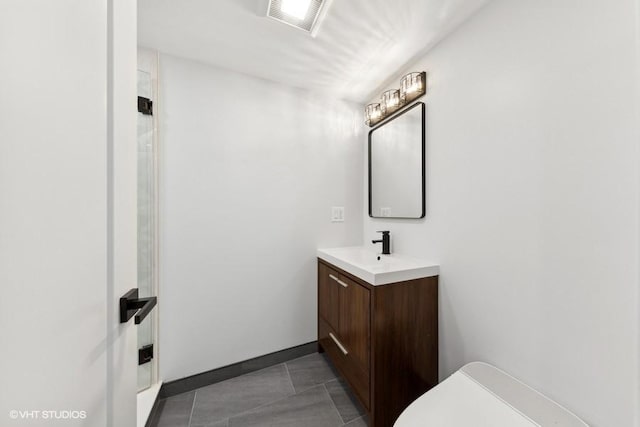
368 102 425 218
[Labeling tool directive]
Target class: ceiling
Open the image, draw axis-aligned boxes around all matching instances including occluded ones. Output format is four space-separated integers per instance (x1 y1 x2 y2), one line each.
138 0 490 103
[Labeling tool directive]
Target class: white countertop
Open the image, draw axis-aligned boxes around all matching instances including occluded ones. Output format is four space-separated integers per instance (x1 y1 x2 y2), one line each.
317 246 439 286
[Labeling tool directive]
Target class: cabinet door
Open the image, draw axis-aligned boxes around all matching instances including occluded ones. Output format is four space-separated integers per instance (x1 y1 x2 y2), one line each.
339 275 370 371
318 262 339 330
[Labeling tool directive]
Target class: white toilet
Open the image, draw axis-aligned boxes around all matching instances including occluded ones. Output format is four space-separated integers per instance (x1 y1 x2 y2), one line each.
394 362 588 427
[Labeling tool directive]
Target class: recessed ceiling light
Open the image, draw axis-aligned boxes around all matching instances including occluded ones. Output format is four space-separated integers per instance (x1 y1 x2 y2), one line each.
280 0 311 20
267 0 333 36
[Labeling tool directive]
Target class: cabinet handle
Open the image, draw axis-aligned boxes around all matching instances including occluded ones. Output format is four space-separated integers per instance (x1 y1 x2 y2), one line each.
329 332 349 355
329 274 348 288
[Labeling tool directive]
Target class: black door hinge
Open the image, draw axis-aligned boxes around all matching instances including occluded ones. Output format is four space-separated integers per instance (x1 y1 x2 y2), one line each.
139 344 154 365
138 96 153 115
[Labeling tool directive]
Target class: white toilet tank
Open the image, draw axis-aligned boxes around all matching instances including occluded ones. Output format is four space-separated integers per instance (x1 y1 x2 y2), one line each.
394 362 588 427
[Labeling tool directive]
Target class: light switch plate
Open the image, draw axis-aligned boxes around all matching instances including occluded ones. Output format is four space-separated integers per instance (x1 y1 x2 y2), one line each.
331 207 344 222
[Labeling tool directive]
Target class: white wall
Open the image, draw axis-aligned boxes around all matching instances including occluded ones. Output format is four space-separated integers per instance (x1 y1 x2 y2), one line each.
158 54 364 381
364 0 639 425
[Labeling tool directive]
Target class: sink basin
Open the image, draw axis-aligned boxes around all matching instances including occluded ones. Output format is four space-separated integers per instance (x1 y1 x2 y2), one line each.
317 246 439 286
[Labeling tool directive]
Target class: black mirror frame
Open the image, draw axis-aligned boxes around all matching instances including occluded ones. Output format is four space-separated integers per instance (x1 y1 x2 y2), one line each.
368 101 426 219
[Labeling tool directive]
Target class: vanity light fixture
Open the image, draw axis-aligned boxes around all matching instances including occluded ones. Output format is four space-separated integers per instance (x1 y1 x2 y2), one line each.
400 72 426 104
365 71 427 127
266 0 333 36
365 103 383 127
381 89 401 116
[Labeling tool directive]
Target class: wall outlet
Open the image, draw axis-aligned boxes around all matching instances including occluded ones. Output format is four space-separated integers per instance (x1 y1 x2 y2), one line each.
331 207 345 222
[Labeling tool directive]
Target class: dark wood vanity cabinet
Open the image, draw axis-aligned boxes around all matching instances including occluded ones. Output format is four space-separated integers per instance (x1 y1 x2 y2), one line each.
317 259 438 427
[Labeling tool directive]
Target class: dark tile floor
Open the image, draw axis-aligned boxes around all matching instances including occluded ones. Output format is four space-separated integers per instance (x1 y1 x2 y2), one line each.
149 353 367 427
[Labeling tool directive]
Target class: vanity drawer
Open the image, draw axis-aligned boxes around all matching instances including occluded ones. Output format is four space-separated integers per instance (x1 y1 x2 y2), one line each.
318 262 340 330
319 317 370 409
319 263 371 371
337 273 370 374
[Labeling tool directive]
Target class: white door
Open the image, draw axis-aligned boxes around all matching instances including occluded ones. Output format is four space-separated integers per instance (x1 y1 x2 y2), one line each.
0 1 139 426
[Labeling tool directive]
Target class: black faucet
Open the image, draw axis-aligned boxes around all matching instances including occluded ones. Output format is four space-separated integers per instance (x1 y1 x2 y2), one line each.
372 231 391 255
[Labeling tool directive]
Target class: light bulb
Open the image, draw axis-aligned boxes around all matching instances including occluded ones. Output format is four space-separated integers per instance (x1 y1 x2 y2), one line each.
280 0 311 20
